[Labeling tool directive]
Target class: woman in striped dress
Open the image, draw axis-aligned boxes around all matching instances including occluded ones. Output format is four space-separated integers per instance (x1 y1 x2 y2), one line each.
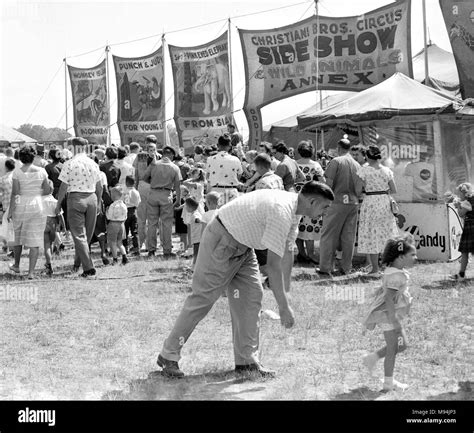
8 145 51 279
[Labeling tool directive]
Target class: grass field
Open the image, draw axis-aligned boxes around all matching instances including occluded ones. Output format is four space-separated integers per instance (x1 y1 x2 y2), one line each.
0 242 472 401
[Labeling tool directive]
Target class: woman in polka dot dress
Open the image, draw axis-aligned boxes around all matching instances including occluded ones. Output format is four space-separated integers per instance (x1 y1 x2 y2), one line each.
295 141 325 264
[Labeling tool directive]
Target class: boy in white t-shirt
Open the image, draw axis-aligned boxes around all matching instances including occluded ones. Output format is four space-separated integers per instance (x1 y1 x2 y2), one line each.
106 187 128 265
122 175 141 255
201 191 220 229
43 181 65 276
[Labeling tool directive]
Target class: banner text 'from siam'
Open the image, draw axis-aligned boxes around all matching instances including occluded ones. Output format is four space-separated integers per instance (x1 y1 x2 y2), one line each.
239 0 412 148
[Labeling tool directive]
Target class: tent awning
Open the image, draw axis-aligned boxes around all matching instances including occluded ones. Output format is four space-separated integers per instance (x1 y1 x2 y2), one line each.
297 73 461 130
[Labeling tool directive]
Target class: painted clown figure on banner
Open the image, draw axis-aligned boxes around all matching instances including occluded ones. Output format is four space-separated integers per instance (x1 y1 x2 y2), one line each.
169 32 235 153
113 47 165 146
238 0 412 149
68 60 109 144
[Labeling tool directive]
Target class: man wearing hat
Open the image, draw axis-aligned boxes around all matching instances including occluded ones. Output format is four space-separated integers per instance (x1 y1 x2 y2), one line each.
143 145 181 257
206 134 242 206
33 144 48 168
317 138 363 276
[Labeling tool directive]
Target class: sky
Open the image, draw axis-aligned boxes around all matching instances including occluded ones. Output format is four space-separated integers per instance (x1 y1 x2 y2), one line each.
0 0 452 142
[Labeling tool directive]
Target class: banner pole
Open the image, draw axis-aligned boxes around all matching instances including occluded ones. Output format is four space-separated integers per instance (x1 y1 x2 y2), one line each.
314 0 322 151
422 0 429 84
228 18 235 132
162 33 167 148
105 43 111 146
64 56 68 138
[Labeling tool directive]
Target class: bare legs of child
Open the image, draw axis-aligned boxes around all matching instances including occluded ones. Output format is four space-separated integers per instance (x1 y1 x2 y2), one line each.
44 230 55 276
450 252 468 280
363 327 409 391
111 241 128 265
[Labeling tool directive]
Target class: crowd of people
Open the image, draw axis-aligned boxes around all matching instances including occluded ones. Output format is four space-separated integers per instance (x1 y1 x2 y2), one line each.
0 124 472 387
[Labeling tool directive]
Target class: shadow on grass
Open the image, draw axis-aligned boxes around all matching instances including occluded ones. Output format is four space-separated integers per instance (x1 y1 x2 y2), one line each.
102 369 268 400
420 278 473 291
292 272 374 287
426 381 473 400
332 386 384 401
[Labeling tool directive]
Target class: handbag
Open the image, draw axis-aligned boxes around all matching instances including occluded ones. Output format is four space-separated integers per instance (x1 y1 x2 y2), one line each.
389 196 400 216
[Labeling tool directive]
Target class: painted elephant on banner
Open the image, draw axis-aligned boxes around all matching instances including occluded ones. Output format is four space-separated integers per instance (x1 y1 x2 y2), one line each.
193 57 231 115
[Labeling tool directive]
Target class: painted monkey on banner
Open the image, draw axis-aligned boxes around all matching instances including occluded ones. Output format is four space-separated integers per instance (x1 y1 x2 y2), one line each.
238 0 412 149
68 60 109 145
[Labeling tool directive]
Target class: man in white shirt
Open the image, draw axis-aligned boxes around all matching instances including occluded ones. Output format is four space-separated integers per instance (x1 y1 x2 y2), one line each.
157 181 335 378
124 142 140 166
55 137 102 277
115 146 135 186
206 134 243 206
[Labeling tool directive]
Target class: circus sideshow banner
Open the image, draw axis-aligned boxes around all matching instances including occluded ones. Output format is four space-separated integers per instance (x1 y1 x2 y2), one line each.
169 32 235 151
113 47 165 146
239 0 412 148
439 0 474 99
68 60 109 145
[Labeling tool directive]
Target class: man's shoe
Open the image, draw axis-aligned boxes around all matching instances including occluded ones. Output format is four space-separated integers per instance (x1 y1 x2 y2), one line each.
235 363 276 379
157 354 184 378
122 255 129 265
80 268 96 277
102 256 110 266
315 268 333 278
147 250 156 257
44 263 53 276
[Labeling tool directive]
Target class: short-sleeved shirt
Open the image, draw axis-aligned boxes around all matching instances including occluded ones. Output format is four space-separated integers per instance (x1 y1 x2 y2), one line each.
206 151 242 187
42 194 58 217
255 171 284 190
144 157 181 189
0 172 13 209
218 189 301 257
404 162 435 201
275 155 305 191
115 159 135 185
106 200 127 222
324 153 361 205
122 186 141 208
58 153 101 193
201 209 217 224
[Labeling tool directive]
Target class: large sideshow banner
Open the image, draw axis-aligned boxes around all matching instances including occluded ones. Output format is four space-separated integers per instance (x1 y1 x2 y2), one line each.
239 0 412 148
169 32 234 152
68 60 109 144
113 47 165 146
439 0 474 99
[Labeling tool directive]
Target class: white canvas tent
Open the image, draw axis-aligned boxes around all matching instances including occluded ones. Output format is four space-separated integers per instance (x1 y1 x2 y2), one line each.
0 124 37 147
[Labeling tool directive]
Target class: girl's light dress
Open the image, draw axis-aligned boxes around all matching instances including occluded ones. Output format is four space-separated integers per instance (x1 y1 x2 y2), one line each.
363 267 413 331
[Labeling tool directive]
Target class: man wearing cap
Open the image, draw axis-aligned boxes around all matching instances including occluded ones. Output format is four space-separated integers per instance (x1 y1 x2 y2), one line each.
55 137 102 277
317 138 363 276
206 134 242 206
143 145 181 257
133 136 162 252
156 181 335 378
